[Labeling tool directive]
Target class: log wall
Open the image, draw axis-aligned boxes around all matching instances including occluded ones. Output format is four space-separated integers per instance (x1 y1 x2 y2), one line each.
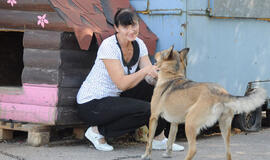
0 30 98 125
0 1 97 125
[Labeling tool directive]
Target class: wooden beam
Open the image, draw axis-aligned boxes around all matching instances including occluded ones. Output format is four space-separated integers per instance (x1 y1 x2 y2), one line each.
73 127 86 140
0 9 73 32
23 48 96 71
56 106 83 125
23 48 61 69
0 129 13 140
22 67 59 85
23 30 62 49
58 87 79 106
60 49 96 69
27 131 50 147
23 30 81 50
0 102 56 124
0 0 54 12
0 84 58 107
59 68 90 88
22 48 97 86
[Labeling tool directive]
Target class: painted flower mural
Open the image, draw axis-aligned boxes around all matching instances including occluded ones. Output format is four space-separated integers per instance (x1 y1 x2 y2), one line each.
7 0 17 7
37 14 49 28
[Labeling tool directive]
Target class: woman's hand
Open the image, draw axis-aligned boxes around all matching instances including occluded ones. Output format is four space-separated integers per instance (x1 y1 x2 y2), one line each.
142 65 159 79
103 59 150 91
143 65 158 86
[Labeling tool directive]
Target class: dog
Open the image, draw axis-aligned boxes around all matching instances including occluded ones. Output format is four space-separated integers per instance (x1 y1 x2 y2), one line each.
141 46 267 160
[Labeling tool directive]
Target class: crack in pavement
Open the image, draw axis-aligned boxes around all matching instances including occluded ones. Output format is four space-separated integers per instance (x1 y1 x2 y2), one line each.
0 150 26 160
113 155 141 160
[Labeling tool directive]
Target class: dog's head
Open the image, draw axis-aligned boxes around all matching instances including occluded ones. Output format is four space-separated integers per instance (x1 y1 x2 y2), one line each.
155 45 189 77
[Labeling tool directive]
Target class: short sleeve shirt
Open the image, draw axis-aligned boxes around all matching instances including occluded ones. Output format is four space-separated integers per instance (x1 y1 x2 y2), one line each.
76 35 148 104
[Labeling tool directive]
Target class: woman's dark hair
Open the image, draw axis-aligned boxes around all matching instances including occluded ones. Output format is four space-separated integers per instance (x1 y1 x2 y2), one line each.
114 8 139 27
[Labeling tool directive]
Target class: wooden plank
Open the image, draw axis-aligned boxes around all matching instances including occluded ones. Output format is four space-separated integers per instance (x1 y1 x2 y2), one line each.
27 131 50 147
59 68 90 88
0 129 13 140
0 84 58 107
60 49 96 69
23 48 61 69
0 0 54 12
22 67 59 85
0 122 50 132
57 87 78 106
55 106 83 125
23 30 62 49
0 9 73 31
0 102 57 124
21 124 51 132
0 28 24 32
0 122 51 146
0 86 23 95
73 127 87 140
23 31 82 50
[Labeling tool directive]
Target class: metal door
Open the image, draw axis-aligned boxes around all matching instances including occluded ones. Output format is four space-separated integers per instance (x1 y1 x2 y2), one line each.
130 0 187 60
187 0 270 95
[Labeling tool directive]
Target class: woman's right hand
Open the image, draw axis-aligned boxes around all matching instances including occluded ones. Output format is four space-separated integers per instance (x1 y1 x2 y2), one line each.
142 65 159 79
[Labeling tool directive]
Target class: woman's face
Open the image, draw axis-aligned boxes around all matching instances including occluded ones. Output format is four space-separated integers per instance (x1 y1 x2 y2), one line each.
115 20 139 42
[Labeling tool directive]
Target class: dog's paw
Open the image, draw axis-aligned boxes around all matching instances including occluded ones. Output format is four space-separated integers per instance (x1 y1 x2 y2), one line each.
162 152 172 158
141 154 151 160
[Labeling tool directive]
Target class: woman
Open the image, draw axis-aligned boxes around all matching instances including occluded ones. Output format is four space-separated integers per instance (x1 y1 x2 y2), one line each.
77 8 184 151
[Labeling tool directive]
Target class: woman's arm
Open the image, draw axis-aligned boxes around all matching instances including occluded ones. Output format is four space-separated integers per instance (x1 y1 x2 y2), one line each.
139 55 158 79
103 59 154 91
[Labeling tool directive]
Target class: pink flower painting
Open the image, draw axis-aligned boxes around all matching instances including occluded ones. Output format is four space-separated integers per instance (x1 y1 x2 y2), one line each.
37 14 49 28
7 0 17 7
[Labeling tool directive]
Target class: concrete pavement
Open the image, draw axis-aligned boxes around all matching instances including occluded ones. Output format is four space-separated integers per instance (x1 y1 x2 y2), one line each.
0 128 269 160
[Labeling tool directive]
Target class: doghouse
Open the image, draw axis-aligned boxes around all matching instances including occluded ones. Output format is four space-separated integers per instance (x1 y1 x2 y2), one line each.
0 0 157 145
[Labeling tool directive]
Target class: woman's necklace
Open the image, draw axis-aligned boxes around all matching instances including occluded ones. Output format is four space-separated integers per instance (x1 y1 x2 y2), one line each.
115 33 138 75
121 43 133 63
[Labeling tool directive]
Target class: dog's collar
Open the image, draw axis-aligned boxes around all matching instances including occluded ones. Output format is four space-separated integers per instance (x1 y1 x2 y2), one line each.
160 77 186 96
161 76 186 84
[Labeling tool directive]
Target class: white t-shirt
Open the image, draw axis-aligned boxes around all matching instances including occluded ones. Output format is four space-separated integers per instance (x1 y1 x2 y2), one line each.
76 35 148 104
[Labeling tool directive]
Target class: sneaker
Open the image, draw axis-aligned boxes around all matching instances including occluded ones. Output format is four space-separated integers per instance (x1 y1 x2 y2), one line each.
152 138 184 151
85 127 114 151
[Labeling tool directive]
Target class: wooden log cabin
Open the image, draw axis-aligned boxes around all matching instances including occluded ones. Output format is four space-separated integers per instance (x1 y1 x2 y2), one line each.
0 0 157 125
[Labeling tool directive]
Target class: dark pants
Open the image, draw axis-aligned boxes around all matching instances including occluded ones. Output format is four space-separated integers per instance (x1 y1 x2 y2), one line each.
77 80 168 138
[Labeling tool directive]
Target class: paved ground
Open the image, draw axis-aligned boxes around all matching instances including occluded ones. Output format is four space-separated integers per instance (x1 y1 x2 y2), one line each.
0 127 270 160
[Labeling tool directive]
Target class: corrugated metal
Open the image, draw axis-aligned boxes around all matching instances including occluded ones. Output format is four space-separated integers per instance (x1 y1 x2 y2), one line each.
131 0 270 95
130 0 187 61
187 0 270 95
209 0 270 19
49 0 157 55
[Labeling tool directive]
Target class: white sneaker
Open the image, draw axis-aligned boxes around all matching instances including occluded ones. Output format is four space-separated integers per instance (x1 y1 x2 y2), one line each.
85 127 114 151
152 138 184 151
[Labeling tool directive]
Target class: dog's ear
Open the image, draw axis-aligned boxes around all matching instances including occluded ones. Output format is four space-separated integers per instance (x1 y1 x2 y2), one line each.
179 48 189 68
162 45 174 60
179 48 189 59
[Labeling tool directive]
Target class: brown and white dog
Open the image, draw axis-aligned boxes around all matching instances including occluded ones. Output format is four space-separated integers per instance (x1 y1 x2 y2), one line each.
141 46 267 160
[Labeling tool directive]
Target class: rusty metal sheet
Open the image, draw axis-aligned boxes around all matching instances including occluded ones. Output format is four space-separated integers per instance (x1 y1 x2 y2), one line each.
49 0 157 55
209 0 270 19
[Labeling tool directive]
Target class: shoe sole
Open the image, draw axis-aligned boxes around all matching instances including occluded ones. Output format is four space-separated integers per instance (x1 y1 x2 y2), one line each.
85 132 113 151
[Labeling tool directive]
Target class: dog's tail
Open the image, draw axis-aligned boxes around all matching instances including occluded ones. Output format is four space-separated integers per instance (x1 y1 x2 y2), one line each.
224 88 267 114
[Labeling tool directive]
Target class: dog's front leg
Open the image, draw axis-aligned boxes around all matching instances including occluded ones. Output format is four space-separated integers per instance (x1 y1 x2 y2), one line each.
141 114 158 160
162 122 178 158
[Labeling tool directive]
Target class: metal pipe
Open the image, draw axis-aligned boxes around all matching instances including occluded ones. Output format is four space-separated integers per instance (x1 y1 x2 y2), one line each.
136 0 182 15
136 0 150 14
